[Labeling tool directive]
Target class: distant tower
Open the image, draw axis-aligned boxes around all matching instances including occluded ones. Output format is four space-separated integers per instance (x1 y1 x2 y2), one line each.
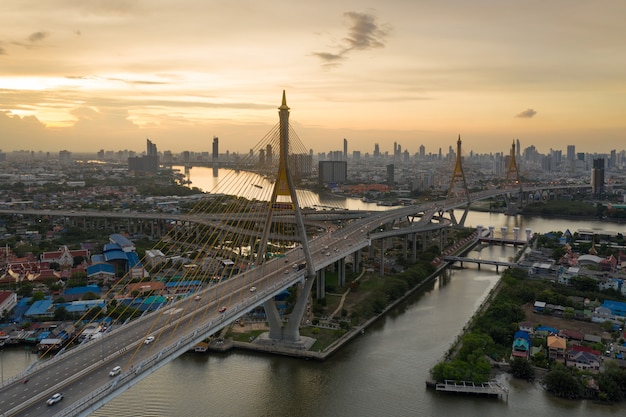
374 143 380 158
592 158 605 195
343 138 348 162
265 144 273 167
212 137 219 161
446 135 471 225
505 140 522 192
386 164 394 186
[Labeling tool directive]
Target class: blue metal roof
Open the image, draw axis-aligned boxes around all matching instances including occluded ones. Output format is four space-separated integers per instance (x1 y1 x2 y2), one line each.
24 299 53 316
62 300 106 313
64 285 101 295
110 234 134 248
127 252 141 268
87 263 115 275
104 249 127 262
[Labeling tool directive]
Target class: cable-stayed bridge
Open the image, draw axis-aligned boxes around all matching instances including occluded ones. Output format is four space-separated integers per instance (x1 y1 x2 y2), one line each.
0 92 590 417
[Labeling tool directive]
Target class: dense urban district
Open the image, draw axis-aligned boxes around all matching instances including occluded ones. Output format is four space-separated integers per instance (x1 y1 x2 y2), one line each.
0 146 626 405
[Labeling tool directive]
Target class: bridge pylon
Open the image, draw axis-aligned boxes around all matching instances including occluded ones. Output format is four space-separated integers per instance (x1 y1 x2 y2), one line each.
256 91 316 345
446 135 471 226
503 140 524 213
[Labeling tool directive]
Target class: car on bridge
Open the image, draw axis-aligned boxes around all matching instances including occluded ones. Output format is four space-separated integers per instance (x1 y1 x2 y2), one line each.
194 295 201 301
219 306 227 313
47 392 63 405
250 286 257 292
109 366 122 377
144 335 155 345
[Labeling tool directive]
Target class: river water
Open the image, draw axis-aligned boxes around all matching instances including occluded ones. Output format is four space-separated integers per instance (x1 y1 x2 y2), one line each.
2 168 625 416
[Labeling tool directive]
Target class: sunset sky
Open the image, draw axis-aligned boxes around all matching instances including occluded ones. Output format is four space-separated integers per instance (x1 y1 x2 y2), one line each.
1 1 625 156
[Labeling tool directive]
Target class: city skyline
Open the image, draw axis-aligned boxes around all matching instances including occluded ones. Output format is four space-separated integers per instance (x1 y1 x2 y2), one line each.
1 1 625 155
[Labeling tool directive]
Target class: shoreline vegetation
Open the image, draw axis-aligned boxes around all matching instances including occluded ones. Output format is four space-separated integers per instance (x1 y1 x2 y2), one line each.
214 223 626 405
428 231 626 404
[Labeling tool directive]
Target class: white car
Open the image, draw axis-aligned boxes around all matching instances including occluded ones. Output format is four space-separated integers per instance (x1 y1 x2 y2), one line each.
47 393 63 405
109 366 122 377
250 286 257 292
144 336 155 345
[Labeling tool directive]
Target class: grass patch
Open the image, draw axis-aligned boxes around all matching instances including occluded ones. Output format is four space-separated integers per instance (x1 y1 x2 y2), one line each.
300 326 346 351
228 329 266 342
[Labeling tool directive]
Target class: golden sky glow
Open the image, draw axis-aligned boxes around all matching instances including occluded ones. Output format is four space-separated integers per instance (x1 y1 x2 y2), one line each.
1 0 625 155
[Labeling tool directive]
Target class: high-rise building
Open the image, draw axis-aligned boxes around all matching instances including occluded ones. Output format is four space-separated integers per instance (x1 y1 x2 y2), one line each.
318 161 347 186
265 144 273 167
374 143 380 158
386 164 395 186
567 145 576 161
343 138 348 161
128 138 159 173
212 137 219 161
592 158 605 195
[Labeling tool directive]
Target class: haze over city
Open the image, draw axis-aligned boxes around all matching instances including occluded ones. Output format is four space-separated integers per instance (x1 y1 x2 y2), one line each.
1 1 625 155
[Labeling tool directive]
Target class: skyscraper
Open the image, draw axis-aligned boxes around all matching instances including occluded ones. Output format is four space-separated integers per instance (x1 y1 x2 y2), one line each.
343 138 348 162
592 158 605 195
212 137 219 161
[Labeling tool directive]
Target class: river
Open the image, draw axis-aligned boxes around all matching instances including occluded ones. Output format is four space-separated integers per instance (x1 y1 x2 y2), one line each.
2 168 625 416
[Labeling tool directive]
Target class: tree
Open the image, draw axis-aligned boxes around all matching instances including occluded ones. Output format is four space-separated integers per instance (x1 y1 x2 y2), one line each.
509 357 535 380
543 363 583 399
82 291 99 301
31 291 46 302
54 306 68 321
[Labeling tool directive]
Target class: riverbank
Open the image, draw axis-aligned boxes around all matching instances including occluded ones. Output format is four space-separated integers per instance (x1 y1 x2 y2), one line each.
207 233 483 360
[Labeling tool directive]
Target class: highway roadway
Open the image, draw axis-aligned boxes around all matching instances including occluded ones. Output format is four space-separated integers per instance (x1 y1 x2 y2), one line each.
0 201 459 416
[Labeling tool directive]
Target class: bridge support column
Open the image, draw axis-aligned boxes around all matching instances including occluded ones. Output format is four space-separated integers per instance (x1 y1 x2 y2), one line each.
283 276 315 342
411 233 417 263
264 299 284 340
353 251 361 273
379 239 385 276
337 257 346 287
316 269 325 299
403 235 408 261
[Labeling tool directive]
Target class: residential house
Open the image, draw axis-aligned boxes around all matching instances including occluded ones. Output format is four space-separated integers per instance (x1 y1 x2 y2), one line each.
560 329 584 342
518 321 534 335
511 331 531 360
0 291 17 317
567 350 600 372
547 335 567 363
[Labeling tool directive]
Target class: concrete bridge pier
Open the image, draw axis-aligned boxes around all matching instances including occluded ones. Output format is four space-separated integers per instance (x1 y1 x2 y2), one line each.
316 269 326 299
282 277 316 343
337 257 346 287
264 299 284 340
379 238 385 276
353 251 361 273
